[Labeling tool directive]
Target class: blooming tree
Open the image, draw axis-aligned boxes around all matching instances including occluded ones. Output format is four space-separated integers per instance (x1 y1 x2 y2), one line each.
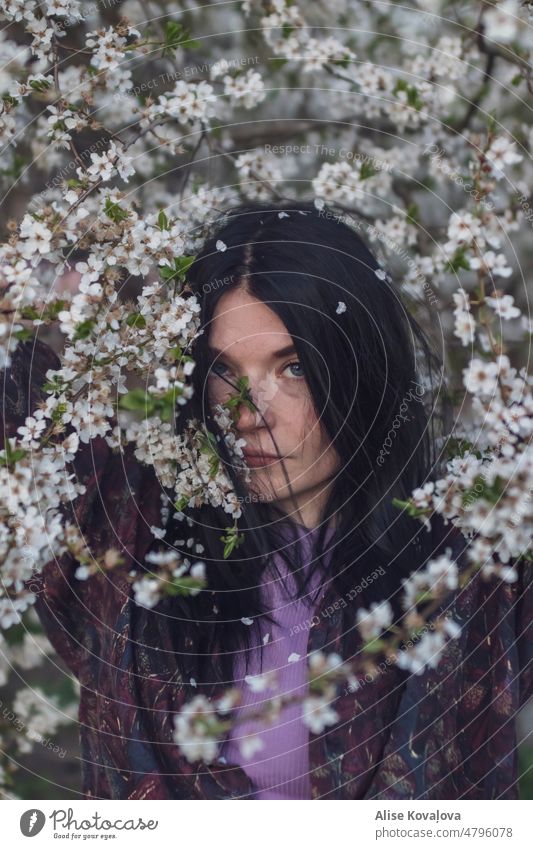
0 0 532 789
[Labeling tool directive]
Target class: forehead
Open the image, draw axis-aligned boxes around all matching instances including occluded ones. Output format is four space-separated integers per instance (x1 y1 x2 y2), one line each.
208 287 292 359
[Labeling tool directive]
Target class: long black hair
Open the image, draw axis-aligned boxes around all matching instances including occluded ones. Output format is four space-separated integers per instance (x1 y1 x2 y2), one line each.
139 199 454 691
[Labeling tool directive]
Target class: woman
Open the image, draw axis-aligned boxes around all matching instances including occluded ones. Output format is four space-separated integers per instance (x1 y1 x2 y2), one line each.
3 200 531 800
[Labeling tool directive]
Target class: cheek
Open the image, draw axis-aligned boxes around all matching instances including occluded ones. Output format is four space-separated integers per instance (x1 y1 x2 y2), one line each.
282 378 311 400
299 408 339 469
207 376 230 407
278 395 317 444
284 408 333 468
298 398 326 444
304 441 341 485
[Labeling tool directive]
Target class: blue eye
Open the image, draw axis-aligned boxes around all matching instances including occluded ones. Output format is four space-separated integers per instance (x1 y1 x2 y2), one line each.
210 362 228 377
285 361 304 378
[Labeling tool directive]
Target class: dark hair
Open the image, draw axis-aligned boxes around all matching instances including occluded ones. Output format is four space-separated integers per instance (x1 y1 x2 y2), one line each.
140 199 454 690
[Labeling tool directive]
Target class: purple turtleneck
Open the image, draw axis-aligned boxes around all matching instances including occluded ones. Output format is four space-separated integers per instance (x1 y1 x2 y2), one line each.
218 522 335 799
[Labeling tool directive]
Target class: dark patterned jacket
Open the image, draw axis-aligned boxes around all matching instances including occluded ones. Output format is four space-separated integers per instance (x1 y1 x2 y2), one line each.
2 339 532 800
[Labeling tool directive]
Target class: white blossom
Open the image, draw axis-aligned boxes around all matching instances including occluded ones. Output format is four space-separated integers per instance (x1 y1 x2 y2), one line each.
132 577 162 609
463 359 501 397
173 694 220 763
302 691 339 734
239 734 265 759
484 2 521 46
485 293 521 320
244 670 278 692
223 70 266 109
356 600 394 642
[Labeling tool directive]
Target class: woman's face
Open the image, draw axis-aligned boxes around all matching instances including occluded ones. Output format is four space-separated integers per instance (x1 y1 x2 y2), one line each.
206 286 341 528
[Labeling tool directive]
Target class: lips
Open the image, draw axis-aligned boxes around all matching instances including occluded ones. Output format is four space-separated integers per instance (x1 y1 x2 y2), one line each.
242 450 281 467
242 450 278 459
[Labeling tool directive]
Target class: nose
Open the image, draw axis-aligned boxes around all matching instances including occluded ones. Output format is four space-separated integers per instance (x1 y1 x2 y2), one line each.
235 401 261 432
234 377 276 433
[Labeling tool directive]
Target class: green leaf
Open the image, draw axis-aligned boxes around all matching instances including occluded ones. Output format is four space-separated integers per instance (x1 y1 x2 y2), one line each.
198 429 220 475
159 255 195 286
72 319 95 341
155 387 185 422
125 312 147 329
162 21 200 56
362 637 388 654
21 298 67 325
406 202 419 226
462 473 506 507
392 498 411 511
414 589 434 605
393 79 424 111
104 197 129 223
405 624 430 642
443 436 484 461
0 151 27 180
29 78 51 92
160 265 176 281
444 246 471 274
269 58 288 71
359 161 378 180
333 56 351 69
220 524 245 559
165 574 206 597
118 388 153 413
487 111 498 135
175 255 195 277
3 622 27 647
45 298 67 320
51 400 69 423
174 494 190 512
1 436 27 469
14 328 33 342
118 385 185 422
20 306 40 320
223 532 244 559
42 376 67 393
158 209 169 230
392 497 430 521
198 428 218 452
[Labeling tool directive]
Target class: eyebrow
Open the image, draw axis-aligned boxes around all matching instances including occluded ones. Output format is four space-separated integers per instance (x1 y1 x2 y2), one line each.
207 343 298 362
